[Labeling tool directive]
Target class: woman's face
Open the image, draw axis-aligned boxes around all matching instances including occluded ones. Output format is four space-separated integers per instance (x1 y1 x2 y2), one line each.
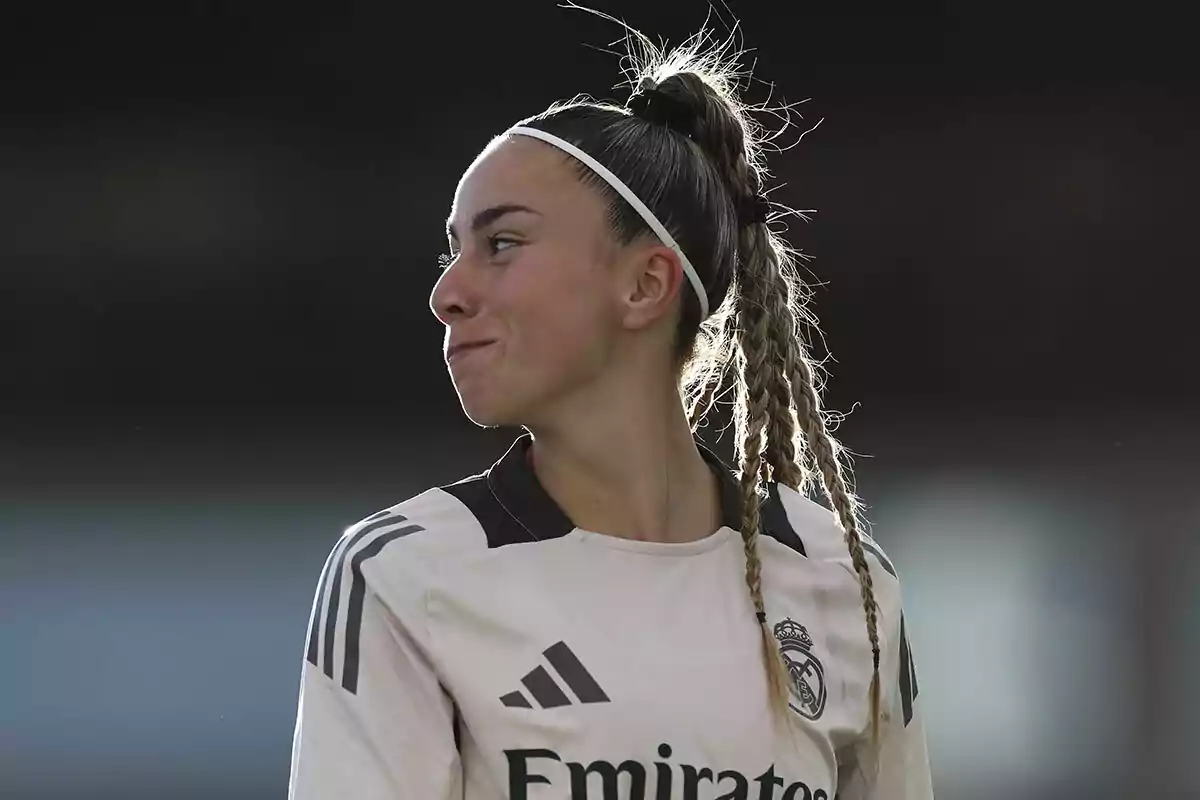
431 134 627 428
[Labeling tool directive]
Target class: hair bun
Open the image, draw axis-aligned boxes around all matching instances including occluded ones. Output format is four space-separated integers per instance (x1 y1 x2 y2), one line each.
626 80 697 139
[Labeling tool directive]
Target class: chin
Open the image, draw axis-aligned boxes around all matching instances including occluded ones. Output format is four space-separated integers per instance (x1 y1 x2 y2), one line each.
461 409 513 429
456 390 527 429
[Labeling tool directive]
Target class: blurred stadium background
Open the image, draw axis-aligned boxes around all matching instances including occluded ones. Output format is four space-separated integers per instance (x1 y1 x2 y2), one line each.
2 2 1196 798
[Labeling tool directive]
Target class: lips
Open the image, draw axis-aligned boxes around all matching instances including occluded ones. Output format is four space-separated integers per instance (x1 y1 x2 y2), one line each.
445 340 495 364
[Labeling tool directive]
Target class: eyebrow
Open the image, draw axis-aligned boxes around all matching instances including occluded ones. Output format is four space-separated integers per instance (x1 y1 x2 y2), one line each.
446 203 541 241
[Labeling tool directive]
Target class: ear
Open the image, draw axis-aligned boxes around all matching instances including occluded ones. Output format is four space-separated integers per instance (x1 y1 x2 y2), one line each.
615 242 687 331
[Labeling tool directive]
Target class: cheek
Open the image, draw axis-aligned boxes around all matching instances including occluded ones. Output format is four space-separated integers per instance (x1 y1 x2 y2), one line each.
522 299 607 371
506 265 612 376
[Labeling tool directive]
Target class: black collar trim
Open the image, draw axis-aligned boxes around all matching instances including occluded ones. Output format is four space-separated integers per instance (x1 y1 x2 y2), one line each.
441 434 803 555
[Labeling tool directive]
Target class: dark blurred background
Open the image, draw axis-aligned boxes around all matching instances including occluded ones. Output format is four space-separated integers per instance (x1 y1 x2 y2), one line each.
3 1 1197 798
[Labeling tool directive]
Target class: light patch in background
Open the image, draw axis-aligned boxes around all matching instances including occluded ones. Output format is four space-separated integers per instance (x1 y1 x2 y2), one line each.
870 472 1134 796
2 498 347 798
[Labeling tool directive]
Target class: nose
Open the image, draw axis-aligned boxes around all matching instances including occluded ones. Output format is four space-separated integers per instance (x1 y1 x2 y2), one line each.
429 257 477 325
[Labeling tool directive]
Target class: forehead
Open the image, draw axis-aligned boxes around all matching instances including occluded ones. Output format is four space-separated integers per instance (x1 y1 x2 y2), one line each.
452 135 596 222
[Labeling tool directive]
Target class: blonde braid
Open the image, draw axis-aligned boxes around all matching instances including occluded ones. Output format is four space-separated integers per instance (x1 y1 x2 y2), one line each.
637 62 882 743
683 89 808 494
669 73 829 722
673 93 793 710
732 280 795 718
734 163 884 744
744 233 806 492
778 309 883 744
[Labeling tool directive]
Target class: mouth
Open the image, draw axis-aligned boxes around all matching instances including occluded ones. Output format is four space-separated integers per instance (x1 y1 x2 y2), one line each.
445 340 496 365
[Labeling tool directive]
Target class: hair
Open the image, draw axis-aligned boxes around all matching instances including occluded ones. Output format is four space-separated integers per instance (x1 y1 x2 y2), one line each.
515 19 883 747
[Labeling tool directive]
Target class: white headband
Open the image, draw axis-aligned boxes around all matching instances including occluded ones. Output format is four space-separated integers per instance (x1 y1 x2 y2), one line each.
508 126 710 320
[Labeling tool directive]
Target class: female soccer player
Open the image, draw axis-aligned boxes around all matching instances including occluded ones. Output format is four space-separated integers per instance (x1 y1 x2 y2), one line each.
289 29 932 800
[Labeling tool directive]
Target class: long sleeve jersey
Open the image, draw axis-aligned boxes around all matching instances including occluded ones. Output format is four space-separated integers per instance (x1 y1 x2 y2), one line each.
289 434 933 800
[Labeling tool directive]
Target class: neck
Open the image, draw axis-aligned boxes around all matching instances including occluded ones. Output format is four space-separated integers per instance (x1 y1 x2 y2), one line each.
525 364 722 544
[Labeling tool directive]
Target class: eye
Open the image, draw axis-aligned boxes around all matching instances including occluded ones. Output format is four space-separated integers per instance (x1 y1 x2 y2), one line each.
437 236 520 271
488 235 521 256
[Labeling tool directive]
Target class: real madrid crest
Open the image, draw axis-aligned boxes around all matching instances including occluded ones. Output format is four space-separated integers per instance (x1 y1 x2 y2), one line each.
773 617 827 721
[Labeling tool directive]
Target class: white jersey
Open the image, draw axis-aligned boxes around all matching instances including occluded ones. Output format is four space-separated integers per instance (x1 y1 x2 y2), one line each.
289 435 933 800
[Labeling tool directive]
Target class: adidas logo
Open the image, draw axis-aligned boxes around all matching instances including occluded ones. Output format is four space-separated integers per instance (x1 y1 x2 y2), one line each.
500 641 611 709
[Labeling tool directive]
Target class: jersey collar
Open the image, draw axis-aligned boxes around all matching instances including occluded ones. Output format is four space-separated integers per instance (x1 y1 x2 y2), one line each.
485 433 747 540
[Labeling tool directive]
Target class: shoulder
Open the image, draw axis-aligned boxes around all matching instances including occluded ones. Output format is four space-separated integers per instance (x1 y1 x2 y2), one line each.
316 432 578 601
300 483 491 684
324 474 492 594
768 489 902 575
766 483 904 594
301 487 481 634
767 482 910 657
